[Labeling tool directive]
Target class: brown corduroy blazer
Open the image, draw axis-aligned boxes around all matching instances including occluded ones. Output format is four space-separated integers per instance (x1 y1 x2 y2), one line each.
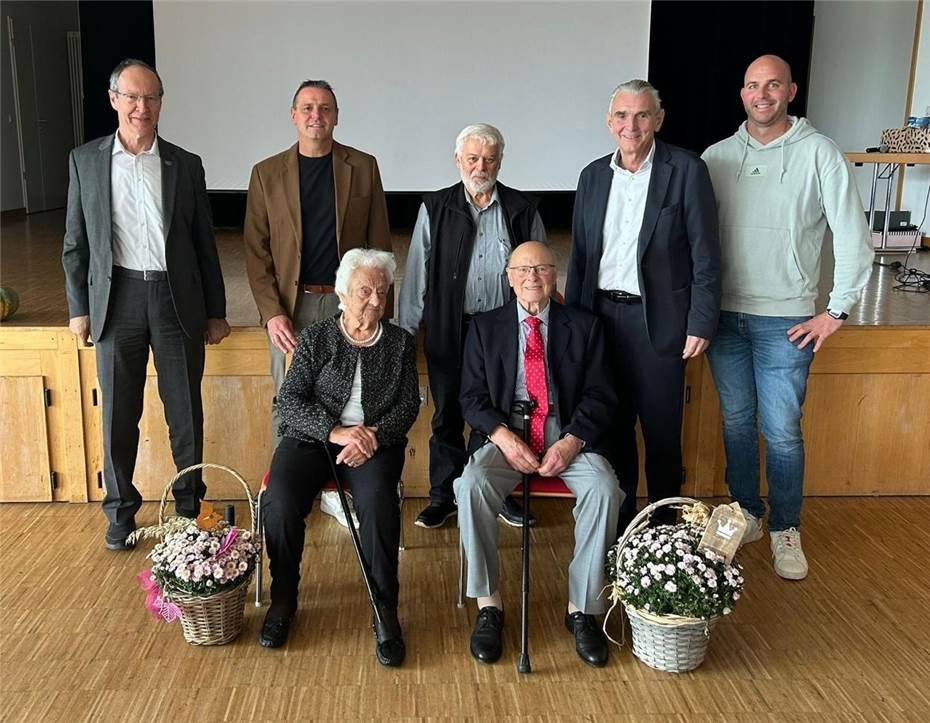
243 141 392 325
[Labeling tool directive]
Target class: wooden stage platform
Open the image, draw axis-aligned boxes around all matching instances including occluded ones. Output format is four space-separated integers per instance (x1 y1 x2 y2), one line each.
0 210 928 505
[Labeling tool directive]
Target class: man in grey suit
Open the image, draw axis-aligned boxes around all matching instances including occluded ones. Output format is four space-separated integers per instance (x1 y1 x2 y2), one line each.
62 59 229 549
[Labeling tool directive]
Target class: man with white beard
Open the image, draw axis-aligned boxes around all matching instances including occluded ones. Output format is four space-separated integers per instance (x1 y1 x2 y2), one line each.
399 124 547 529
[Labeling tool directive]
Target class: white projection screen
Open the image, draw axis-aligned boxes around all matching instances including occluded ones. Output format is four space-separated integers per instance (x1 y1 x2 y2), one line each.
153 1 651 192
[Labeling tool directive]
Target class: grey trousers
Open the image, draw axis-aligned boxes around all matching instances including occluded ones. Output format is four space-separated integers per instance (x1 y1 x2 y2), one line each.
454 442 622 614
269 291 340 446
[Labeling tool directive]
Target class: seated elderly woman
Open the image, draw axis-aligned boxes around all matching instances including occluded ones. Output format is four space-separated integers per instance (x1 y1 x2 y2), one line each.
258 248 420 666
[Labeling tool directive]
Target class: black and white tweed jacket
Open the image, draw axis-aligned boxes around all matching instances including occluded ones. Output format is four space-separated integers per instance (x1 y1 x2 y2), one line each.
277 316 420 446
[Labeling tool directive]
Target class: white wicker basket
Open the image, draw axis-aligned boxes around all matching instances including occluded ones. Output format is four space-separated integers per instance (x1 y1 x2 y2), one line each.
625 606 718 673
156 463 258 646
606 496 720 673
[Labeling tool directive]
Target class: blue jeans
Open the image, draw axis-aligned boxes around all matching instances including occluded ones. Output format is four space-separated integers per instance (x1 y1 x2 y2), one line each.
706 312 814 531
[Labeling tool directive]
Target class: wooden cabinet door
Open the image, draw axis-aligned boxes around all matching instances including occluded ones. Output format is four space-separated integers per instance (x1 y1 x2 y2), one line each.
0 375 52 501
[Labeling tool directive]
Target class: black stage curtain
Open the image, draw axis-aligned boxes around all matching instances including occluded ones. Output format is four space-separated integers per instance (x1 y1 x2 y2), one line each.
79 1 156 143
648 0 815 155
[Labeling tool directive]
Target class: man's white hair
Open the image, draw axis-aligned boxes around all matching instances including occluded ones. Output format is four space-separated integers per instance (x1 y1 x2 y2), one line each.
454 123 505 159
607 79 662 114
334 248 396 309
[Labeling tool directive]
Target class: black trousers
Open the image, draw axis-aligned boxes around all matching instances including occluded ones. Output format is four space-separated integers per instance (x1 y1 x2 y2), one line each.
426 353 469 505
425 314 474 504
594 295 686 526
94 270 205 534
261 437 405 614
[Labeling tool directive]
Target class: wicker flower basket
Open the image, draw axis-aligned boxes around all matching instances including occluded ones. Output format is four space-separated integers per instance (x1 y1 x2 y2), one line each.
607 496 721 673
156 463 258 646
624 606 718 673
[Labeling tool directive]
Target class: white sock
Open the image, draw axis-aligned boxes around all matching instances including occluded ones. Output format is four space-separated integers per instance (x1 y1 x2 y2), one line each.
477 592 502 610
567 601 580 615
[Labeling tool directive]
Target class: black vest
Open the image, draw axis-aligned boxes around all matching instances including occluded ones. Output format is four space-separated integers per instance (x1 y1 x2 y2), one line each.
421 181 539 362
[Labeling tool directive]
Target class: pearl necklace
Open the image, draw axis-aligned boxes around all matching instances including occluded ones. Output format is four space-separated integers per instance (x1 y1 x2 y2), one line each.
339 314 382 347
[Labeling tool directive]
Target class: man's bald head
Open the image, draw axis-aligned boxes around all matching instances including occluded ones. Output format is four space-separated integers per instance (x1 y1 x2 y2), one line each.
740 54 798 139
509 241 553 268
506 242 557 312
744 54 793 85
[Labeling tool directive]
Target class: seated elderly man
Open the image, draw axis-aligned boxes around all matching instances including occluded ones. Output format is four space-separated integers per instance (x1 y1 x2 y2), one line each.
259 248 420 667
455 241 622 667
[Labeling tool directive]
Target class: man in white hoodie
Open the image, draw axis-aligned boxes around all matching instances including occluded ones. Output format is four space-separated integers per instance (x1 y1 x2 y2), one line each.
701 55 872 580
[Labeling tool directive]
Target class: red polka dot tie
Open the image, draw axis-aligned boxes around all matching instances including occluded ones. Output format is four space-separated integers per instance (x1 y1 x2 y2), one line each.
523 315 549 456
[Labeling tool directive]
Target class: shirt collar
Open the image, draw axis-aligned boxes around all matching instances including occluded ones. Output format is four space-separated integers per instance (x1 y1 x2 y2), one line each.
517 299 551 327
609 141 655 175
463 183 499 212
113 133 160 158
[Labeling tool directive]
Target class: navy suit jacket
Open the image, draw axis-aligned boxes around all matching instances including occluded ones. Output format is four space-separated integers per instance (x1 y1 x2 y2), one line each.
566 139 721 355
460 299 615 458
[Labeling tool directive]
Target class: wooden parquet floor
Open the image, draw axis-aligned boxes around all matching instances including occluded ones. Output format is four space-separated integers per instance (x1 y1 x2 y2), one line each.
2 497 930 721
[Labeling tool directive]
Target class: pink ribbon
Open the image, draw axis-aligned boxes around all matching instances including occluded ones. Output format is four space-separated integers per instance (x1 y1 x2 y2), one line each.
217 527 238 556
137 570 182 623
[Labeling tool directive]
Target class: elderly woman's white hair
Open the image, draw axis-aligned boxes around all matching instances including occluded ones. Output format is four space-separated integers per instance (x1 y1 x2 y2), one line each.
334 248 397 310
454 123 505 160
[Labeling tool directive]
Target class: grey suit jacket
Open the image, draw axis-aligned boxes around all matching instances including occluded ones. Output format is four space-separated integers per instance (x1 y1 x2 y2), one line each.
62 134 226 340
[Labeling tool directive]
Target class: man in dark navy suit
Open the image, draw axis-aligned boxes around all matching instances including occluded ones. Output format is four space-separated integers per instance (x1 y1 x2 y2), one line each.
566 79 720 532
455 242 621 668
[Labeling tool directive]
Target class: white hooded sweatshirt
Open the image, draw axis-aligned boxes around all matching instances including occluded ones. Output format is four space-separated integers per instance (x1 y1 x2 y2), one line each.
702 117 872 317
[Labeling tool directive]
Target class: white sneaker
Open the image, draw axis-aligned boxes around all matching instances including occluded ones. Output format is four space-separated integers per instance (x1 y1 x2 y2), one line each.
320 490 359 529
770 528 808 580
739 508 764 547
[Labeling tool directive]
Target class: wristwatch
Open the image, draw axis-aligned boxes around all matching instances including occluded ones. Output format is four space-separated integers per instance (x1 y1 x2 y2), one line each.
826 309 849 320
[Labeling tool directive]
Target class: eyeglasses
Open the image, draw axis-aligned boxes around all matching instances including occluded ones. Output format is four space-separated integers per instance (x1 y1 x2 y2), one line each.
507 264 556 277
112 90 162 105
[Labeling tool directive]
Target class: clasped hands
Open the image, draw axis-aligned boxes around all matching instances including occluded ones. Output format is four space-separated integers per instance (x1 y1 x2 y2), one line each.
330 424 379 468
489 425 584 478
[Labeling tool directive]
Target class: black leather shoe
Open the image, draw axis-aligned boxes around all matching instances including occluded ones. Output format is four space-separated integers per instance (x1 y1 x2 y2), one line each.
470 606 504 663
415 500 457 529
564 611 608 667
649 507 677 528
617 511 637 540
175 505 200 520
372 606 405 667
259 611 293 648
104 521 136 551
498 495 537 528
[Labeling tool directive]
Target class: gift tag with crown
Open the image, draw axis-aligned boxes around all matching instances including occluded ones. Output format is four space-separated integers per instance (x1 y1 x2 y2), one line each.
697 503 746 564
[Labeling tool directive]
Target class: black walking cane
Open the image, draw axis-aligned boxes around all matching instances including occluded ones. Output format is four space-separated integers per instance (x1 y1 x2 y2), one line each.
512 399 536 674
322 444 384 629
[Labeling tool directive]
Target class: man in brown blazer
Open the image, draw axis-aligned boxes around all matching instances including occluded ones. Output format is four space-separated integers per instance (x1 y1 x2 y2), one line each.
244 80 392 527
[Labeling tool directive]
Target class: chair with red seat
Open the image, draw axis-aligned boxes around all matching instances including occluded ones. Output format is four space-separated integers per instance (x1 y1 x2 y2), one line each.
254 470 405 607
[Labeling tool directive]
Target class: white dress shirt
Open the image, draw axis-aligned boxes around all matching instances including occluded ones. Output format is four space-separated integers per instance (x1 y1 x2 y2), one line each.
111 134 167 272
597 142 656 295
